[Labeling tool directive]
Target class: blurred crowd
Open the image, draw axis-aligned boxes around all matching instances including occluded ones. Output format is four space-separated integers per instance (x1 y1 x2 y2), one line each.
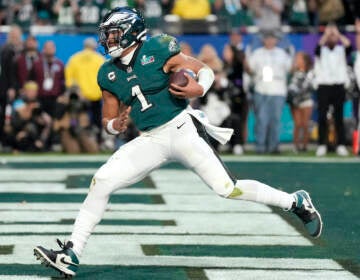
0 0 359 31
1 1 360 156
192 20 360 156
0 29 108 153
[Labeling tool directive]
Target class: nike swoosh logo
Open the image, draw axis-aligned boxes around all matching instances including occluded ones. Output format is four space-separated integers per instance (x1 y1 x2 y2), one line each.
60 256 78 267
177 122 185 129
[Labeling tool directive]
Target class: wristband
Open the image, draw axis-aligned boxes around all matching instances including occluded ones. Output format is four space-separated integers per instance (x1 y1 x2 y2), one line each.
197 67 215 96
106 118 120 135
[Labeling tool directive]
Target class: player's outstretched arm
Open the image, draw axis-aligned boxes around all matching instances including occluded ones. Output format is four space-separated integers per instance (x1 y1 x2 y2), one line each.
102 90 131 135
165 53 214 99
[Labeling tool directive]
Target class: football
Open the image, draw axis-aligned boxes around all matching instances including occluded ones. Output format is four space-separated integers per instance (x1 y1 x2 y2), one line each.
169 69 196 87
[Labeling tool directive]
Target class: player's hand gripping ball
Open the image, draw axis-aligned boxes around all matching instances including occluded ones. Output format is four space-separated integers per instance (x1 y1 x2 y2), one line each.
169 69 196 87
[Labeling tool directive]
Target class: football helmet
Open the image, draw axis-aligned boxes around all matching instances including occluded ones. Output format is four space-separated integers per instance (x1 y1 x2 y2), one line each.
99 7 146 58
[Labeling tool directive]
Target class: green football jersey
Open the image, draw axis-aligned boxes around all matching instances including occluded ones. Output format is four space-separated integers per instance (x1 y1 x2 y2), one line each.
97 34 189 131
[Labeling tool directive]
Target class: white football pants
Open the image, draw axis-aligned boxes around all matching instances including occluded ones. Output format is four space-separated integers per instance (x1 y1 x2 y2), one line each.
70 110 294 256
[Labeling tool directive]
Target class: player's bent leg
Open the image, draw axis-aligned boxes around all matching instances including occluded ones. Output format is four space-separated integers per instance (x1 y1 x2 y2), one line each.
177 115 322 238
70 136 167 256
177 115 295 208
34 136 168 275
69 159 136 256
227 182 323 238
173 114 237 197
228 180 294 210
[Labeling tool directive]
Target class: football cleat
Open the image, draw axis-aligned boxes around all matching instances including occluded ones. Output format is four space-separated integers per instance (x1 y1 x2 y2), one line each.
34 239 79 278
291 190 323 238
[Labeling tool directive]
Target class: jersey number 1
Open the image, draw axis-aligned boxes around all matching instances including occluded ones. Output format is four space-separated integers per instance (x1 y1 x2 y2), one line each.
131 85 152 112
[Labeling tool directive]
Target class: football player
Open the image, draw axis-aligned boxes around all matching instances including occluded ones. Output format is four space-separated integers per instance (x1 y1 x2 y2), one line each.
34 7 322 277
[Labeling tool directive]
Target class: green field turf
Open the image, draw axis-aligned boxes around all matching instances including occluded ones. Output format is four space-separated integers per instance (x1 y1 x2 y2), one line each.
227 161 360 276
0 155 358 279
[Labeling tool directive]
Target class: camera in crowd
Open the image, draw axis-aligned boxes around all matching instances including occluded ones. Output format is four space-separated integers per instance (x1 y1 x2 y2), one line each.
68 87 87 114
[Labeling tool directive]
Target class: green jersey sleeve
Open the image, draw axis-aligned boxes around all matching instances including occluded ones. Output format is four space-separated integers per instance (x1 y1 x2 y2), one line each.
97 60 113 93
148 34 181 63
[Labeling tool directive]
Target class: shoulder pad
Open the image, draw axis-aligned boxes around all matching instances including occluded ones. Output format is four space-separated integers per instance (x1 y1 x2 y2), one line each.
149 34 181 55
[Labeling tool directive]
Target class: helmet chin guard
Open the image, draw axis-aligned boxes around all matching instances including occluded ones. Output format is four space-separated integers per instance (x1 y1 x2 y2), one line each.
108 46 124 58
99 7 146 58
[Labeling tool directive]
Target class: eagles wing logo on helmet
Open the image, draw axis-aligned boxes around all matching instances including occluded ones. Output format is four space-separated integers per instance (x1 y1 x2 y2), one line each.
99 7 147 58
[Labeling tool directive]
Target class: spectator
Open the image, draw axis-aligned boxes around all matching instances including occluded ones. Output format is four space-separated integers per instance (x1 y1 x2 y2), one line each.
248 31 292 154
32 40 65 118
15 35 40 90
78 0 102 30
288 51 314 153
179 41 194 57
53 0 79 26
249 0 284 31
136 0 163 18
0 25 23 149
65 37 105 141
313 23 351 156
102 0 136 15
197 43 244 154
171 0 211 19
286 0 309 27
317 0 345 25
158 0 175 15
3 81 52 152
34 0 56 25
135 0 175 15
135 0 174 28
353 18 360 128
197 43 231 132
222 29 251 155
212 0 254 27
53 86 99 153
0 3 7 25
340 0 357 25
198 43 223 75
12 0 34 28
354 1 360 19
306 0 318 26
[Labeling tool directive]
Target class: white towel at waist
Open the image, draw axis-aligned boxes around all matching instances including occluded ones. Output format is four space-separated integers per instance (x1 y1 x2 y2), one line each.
186 107 234 145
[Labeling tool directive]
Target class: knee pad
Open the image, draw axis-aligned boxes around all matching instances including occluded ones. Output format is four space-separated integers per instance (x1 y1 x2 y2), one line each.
88 167 115 197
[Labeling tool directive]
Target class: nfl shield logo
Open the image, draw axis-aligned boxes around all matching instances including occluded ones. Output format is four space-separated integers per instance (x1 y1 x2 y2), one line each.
141 55 155 65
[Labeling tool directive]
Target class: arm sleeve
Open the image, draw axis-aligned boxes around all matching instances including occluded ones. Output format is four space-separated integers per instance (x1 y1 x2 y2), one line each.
97 62 114 94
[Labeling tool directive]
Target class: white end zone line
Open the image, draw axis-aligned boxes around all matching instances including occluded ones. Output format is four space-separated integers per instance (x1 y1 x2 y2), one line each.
205 268 359 280
0 277 51 280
